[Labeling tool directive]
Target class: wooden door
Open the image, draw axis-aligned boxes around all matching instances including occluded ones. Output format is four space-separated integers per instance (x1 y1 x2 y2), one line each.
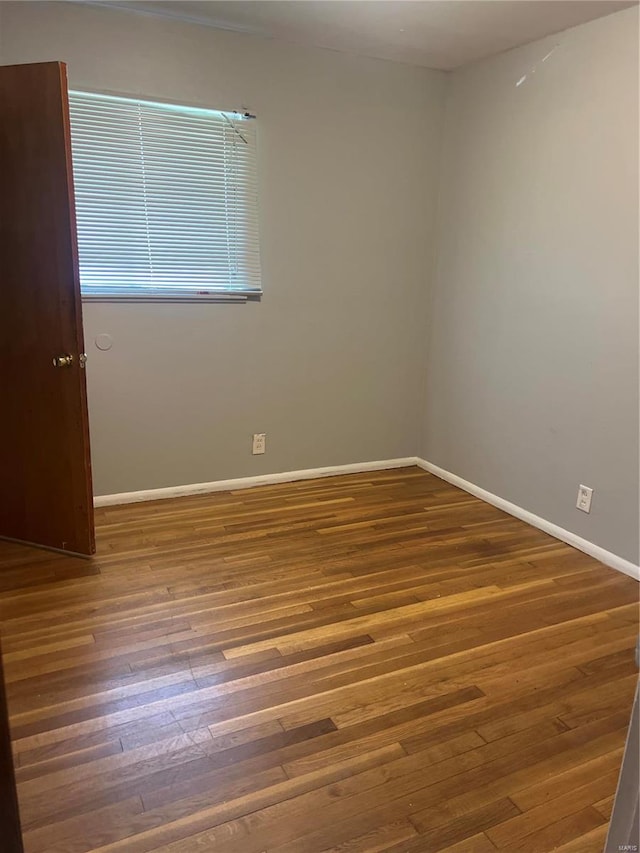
0 62 95 555
0 637 23 853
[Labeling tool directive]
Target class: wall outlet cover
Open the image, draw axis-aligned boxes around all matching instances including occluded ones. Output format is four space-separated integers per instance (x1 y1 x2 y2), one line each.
576 485 593 513
252 433 266 455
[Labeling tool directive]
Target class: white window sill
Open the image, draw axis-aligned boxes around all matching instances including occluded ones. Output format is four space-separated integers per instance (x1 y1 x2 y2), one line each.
81 291 262 304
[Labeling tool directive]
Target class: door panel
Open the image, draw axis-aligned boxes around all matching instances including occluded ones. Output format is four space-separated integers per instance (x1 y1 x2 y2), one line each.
0 62 95 555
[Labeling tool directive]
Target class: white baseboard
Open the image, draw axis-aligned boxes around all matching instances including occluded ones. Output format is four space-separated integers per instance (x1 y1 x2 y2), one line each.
94 454 639 583
416 458 640 582
94 457 419 508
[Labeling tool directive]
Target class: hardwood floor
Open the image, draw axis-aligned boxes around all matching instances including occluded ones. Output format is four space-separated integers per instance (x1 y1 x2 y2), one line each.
0 467 637 853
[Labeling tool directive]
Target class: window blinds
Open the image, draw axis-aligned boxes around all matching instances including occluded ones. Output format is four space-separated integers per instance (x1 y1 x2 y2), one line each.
68 91 261 300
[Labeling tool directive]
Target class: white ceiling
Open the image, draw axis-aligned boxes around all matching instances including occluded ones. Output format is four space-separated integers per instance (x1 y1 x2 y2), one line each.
90 0 637 70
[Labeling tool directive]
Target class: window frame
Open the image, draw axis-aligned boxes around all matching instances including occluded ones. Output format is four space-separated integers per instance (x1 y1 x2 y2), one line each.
68 88 262 304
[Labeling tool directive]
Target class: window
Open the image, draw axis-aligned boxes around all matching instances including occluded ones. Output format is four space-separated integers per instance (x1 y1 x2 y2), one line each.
68 91 261 301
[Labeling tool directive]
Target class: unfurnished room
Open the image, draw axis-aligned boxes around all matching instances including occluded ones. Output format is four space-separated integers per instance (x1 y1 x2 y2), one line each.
0 1 638 851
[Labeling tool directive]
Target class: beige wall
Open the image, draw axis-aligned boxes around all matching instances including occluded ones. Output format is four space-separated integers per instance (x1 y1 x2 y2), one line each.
0 0 446 495
422 7 639 563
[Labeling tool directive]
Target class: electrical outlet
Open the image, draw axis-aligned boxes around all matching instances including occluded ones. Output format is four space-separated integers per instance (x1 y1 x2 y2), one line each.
252 433 266 455
576 485 593 513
